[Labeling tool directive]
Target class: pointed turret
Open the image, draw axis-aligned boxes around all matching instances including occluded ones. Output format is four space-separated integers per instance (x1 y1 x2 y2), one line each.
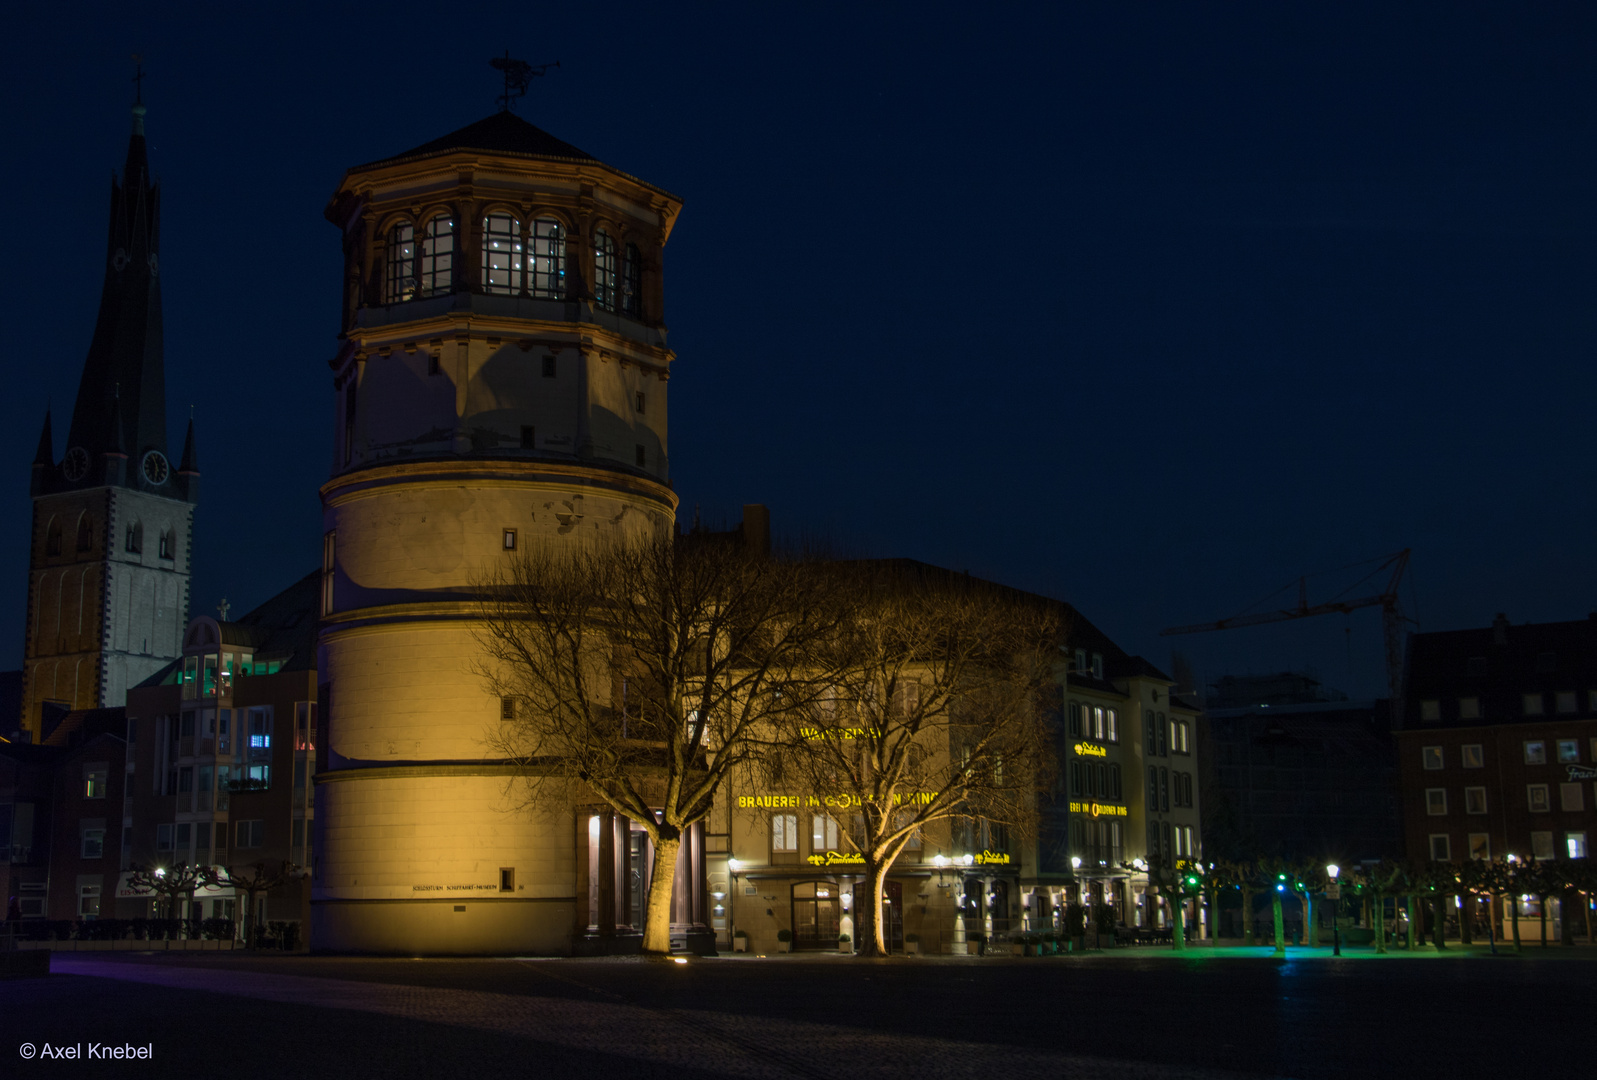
176 418 199 503
52 98 168 497
33 410 53 467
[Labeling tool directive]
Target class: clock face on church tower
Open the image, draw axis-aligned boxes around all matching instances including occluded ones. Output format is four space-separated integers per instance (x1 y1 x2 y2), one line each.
141 450 170 486
61 446 90 481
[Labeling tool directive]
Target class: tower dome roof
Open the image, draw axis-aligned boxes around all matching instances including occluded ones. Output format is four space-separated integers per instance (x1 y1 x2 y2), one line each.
355 111 599 171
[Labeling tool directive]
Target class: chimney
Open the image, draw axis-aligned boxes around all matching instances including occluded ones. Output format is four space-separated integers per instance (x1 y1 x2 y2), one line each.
1492 612 1510 646
740 504 770 556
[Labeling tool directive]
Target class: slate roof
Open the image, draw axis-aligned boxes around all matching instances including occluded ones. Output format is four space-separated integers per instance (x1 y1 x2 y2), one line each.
355 111 599 171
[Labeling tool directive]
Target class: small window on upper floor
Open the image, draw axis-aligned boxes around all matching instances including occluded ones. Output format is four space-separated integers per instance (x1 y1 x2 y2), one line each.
1558 739 1579 763
1525 740 1547 765
594 229 617 311
1419 699 1441 722
1091 653 1104 680
125 520 143 554
1524 693 1545 716
530 218 565 298
502 529 517 551
1075 649 1088 675
1422 746 1444 770
1462 743 1485 768
622 242 642 318
76 515 93 552
386 221 416 303
419 215 455 296
1556 692 1577 714
482 213 524 295
542 355 556 378
1458 696 1480 720
635 392 646 414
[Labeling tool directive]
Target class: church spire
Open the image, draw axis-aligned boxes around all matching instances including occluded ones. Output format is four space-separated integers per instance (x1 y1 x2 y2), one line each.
32 409 52 467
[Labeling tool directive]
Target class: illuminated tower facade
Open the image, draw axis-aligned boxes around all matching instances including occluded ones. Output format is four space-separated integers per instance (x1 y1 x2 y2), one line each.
313 112 681 952
18 100 198 743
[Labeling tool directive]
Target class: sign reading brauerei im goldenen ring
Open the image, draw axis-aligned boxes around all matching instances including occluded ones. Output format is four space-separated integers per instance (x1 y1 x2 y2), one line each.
1067 800 1128 818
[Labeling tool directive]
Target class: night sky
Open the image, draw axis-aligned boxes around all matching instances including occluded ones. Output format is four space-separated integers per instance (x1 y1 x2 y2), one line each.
3 3 1594 701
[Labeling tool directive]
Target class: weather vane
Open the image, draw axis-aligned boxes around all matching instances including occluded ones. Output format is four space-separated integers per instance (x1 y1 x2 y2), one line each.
490 51 559 113
131 54 145 104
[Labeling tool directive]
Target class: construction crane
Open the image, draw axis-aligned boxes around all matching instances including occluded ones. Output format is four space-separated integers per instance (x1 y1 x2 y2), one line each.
1160 549 1412 707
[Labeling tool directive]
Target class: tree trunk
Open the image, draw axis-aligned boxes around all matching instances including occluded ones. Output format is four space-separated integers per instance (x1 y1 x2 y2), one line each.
1375 892 1386 953
1301 891 1315 948
855 859 888 957
1242 887 1255 946
1171 896 1186 951
1460 894 1473 945
1405 895 1416 951
1510 894 1522 951
641 834 681 955
1272 894 1285 954
1584 890 1593 946
1432 893 1446 950
1537 895 1548 948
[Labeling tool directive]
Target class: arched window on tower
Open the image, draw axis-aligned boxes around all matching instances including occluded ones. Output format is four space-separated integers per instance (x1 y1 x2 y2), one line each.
45 518 63 556
419 215 455 296
530 218 565 298
385 221 416 303
158 529 174 560
622 242 642 318
481 213 524 295
75 515 92 553
125 520 143 555
594 229 617 311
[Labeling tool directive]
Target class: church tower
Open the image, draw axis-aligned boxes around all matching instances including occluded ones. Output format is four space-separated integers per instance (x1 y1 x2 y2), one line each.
19 99 198 743
314 112 681 952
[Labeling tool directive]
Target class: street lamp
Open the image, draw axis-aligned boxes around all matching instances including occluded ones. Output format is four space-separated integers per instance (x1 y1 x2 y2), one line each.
1325 864 1341 956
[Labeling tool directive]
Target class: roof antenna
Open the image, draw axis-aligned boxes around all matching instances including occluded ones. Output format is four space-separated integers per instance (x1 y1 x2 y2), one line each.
490 52 559 113
132 54 145 104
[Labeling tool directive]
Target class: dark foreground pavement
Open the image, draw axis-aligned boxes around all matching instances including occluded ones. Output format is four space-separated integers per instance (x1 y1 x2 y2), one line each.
3 950 1591 1079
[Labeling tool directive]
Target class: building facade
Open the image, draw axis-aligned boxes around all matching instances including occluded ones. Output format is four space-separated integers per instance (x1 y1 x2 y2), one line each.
312 111 687 953
17 100 197 744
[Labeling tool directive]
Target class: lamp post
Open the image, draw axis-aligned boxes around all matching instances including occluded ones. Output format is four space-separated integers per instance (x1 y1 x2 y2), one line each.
1325 864 1341 956
727 858 742 952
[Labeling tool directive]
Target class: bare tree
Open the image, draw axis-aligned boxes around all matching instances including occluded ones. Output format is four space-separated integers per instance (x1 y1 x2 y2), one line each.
126 862 206 924
202 860 300 948
770 563 1060 957
477 534 844 956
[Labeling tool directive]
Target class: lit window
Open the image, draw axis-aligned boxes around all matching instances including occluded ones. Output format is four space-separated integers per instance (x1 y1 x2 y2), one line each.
1524 740 1546 764
772 813 798 862
419 215 455 296
1428 834 1451 861
1531 831 1555 860
1420 699 1441 722
594 229 617 310
1568 832 1589 859
385 221 416 302
1458 697 1480 720
1425 788 1447 816
1560 782 1585 812
1527 784 1550 813
1464 786 1487 815
1523 693 1545 716
1462 744 1484 769
80 827 104 859
530 218 565 298
1422 746 1444 770
1468 833 1490 860
1557 739 1579 763
481 213 524 294
1075 649 1088 674
1556 692 1578 714
78 885 102 919
622 242 642 317
811 814 839 852
503 529 517 551
1107 709 1119 744
83 767 107 799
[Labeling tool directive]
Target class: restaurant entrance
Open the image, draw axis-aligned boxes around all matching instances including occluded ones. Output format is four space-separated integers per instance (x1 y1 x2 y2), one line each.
792 881 841 949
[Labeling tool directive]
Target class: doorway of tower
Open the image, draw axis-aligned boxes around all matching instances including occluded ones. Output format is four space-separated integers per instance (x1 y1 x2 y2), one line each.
791 881 840 949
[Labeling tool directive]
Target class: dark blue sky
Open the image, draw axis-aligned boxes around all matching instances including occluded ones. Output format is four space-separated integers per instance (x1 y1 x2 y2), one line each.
3 3 1594 700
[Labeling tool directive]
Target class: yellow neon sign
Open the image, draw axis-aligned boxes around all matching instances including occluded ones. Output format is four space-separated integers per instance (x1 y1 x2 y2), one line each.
806 851 865 866
1074 742 1108 758
974 850 1011 866
1068 801 1128 818
736 792 937 810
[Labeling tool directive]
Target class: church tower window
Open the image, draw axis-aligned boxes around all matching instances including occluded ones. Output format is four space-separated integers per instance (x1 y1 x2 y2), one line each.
125 520 143 555
481 213 524 295
158 529 174 560
419 215 455 296
594 230 617 311
385 222 416 303
76 515 93 552
46 518 63 556
622 242 642 318
530 218 565 298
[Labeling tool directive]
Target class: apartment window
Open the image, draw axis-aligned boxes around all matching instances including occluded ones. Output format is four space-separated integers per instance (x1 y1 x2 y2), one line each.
1560 782 1585 813
1108 763 1122 800
500 697 516 721
1159 767 1170 812
771 813 798 863
83 766 108 798
1462 744 1485 769
1458 697 1480 720
1468 833 1491 860
634 391 646 414
1531 831 1555 860
80 825 105 859
542 355 556 378
1067 702 1082 737
1091 706 1104 740
1524 740 1546 765
520 426 535 450
499 868 516 893
635 445 646 468
1075 649 1088 675
1107 708 1119 744
1428 834 1451 861
502 529 517 551
1568 832 1589 859
1425 788 1447 816
1527 784 1550 813
1419 700 1441 722
1464 786 1488 815
79 885 102 919
1557 739 1580 763
812 814 840 853
1523 693 1545 716
156 824 174 851
178 767 193 794
1422 746 1444 770
236 820 264 849
1557 692 1578 715
175 823 191 857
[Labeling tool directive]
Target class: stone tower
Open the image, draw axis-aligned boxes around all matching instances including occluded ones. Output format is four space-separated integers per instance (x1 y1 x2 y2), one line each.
19 100 198 743
313 112 681 952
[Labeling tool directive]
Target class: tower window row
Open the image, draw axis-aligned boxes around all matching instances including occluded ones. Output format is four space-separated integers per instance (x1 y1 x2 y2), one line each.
384 213 642 317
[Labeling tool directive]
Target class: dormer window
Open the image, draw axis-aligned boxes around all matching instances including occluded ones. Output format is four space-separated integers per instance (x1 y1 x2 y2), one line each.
622 242 642 318
419 215 455 296
481 213 524 294
385 221 416 303
594 229 617 310
530 218 565 298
